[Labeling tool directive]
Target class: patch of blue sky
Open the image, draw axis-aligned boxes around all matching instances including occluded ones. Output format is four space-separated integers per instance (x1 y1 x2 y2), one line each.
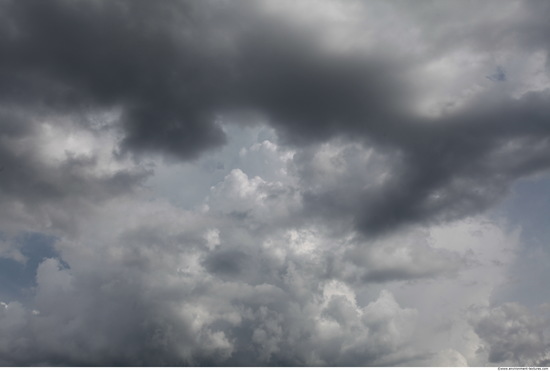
486 65 507 82
0 232 61 303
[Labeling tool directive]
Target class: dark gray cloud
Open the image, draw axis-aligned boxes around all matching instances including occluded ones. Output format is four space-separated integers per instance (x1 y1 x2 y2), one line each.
1 0 404 157
0 0 231 159
3 0 550 236
354 90 550 234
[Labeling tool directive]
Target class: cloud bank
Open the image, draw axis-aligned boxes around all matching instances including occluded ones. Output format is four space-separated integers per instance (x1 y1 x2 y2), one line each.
1 0 550 366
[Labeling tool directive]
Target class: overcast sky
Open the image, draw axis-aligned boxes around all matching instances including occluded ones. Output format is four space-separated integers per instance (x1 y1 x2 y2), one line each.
1 0 550 366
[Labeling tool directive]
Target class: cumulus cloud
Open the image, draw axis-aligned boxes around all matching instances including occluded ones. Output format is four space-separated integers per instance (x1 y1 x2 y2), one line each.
0 107 150 237
470 302 550 365
0 151 528 366
0 189 423 366
1 0 550 366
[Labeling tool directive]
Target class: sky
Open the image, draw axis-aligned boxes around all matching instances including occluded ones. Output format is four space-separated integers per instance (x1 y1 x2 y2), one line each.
1 0 550 366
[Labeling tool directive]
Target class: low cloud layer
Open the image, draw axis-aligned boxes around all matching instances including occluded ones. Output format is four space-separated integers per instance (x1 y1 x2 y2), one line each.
2 0 550 234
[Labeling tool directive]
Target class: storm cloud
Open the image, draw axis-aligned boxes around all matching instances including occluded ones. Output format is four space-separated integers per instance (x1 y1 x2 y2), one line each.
1 0 550 366
2 0 550 234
